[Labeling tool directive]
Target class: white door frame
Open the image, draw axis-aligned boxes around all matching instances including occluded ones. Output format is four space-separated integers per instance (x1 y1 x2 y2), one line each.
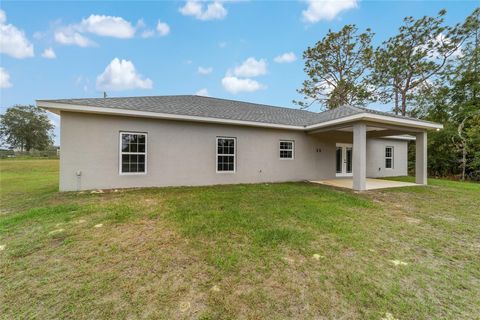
336 143 353 177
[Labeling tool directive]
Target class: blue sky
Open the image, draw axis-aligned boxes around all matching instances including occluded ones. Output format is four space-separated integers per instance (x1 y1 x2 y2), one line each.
0 1 477 144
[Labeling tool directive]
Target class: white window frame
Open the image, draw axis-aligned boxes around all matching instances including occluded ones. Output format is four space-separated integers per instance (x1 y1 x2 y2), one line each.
385 146 394 169
279 140 295 160
216 137 236 173
336 143 353 177
119 131 148 175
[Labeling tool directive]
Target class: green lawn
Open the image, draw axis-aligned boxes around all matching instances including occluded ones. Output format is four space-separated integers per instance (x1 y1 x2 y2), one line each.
1 159 479 319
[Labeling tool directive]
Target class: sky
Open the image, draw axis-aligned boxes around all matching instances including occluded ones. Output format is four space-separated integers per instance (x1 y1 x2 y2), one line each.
0 0 477 145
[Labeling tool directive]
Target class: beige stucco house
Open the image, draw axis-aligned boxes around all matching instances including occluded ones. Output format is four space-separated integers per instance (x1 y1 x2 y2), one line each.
37 95 442 192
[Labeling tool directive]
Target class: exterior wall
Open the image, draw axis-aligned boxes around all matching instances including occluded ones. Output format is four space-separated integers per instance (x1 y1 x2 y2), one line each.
59 112 410 191
59 112 337 191
366 138 408 178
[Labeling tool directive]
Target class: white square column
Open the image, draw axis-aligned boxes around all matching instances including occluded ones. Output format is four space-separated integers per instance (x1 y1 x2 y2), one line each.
353 123 367 191
415 131 428 185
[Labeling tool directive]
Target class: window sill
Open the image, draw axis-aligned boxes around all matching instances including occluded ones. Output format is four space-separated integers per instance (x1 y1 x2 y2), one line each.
119 172 147 176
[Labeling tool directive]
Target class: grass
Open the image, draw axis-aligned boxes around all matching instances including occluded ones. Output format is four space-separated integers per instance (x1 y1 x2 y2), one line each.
1 159 479 319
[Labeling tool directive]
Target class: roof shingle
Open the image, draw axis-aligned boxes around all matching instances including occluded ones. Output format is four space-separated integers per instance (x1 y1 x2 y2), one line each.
37 95 434 127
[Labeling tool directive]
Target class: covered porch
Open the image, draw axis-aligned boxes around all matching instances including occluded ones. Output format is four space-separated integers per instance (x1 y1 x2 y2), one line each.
306 113 442 191
310 178 418 190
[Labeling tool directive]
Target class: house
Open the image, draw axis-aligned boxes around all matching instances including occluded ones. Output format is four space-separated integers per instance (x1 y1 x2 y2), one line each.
36 95 442 192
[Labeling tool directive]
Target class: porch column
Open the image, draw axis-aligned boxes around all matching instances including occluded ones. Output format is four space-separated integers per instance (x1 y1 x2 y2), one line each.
415 131 428 185
353 123 367 191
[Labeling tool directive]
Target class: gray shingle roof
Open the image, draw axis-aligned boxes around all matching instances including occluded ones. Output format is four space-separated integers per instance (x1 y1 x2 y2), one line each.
37 95 434 127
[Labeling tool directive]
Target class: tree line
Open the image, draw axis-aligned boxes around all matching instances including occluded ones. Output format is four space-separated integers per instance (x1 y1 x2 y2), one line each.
296 8 479 181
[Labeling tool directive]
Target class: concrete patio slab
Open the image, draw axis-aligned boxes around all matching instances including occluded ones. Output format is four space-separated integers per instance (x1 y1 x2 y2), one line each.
310 178 419 190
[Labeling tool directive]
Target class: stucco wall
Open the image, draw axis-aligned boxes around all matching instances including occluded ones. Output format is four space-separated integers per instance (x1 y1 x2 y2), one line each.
59 111 337 191
59 112 408 191
366 138 408 178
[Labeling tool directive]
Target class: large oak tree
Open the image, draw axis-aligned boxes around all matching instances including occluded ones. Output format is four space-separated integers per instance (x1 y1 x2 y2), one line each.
0 105 54 152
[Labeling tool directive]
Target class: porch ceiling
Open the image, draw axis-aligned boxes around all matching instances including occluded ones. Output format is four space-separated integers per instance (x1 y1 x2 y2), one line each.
307 121 424 140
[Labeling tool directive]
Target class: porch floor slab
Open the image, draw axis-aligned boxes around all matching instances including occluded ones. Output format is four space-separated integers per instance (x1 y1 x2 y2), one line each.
310 178 419 190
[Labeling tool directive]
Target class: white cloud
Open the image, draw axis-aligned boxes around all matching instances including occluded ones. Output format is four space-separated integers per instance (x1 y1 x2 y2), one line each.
41 47 56 59
198 66 213 75
222 57 268 94
219 41 227 48
141 29 155 38
179 1 227 21
417 33 464 60
202 2 227 20
156 20 170 36
136 18 146 30
316 76 335 95
75 75 91 92
139 20 170 38
232 57 267 77
33 31 46 40
80 14 136 38
179 1 202 17
195 88 210 96
302 0 358 23
274 52 297 63
440 35 463 58
54 14 137 47
0 9 6 24
96 58 153 91
54 29 95 47
221 76 265 94
48 114 60 127
0 67 12 88
0 10 34 59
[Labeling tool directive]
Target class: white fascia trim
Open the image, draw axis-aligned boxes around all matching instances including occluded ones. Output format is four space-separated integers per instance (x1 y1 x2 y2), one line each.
304 113 443 131
36 101 305 131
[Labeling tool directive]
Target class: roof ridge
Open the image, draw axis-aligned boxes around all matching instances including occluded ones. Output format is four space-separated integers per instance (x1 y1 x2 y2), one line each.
40 94 324 117
314 104 361 114
353 105 411 118
191 95 323 116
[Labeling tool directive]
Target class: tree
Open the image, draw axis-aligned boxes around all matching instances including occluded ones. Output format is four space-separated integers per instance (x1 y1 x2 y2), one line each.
0 105 54 152
412 8 480 180
371 9 474 116
295 25 374 111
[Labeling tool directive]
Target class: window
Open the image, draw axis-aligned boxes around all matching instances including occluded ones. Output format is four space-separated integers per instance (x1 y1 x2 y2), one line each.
120 132 147 174
280 140 294 159
385 146 394 169
217 137 235 172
